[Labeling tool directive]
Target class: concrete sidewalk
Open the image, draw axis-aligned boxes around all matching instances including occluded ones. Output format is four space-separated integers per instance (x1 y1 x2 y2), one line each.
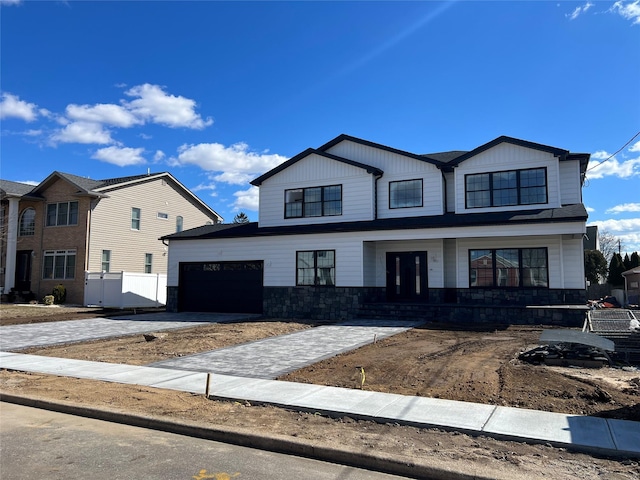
1 351 638 458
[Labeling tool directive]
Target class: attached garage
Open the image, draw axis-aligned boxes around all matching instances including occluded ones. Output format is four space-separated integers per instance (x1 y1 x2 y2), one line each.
178 261 263 313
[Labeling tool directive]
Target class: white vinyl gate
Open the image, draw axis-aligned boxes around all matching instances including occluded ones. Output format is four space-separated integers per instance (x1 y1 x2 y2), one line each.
84 271 167 308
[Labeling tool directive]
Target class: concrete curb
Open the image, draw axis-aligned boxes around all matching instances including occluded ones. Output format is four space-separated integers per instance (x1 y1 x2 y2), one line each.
1 392 507 480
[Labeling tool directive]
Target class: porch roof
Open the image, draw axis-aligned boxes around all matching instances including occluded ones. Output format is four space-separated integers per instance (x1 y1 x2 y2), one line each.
162 204 588 241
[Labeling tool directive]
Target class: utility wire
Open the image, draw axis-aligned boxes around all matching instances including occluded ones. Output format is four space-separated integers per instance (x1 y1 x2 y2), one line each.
586 130 640 172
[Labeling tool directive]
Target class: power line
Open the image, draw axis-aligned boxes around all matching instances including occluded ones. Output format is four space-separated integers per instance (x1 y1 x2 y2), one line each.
586 130 640 172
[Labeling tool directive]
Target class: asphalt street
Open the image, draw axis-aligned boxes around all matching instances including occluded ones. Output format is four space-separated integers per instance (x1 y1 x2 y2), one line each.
0 402 412 480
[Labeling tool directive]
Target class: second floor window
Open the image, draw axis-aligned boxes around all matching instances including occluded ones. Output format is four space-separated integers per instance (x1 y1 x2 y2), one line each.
19 208 36 236
131 207 141 230
465 168 547 208
390 179 423 209
285 185 342 218
176 215 183 232
46 201 78 226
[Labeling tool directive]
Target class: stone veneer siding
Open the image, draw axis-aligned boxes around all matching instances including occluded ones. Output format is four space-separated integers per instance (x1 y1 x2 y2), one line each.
168 285 587 326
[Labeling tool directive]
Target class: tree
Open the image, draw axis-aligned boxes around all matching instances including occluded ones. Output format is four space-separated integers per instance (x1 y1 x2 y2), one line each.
584 250 608 285
232 212 250 224
630 252 640 268
599 230 623 262
607 253 625 287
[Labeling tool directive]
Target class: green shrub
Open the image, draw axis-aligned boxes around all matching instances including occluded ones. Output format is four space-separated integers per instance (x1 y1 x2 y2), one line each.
43 295 55 306
52 284 66 304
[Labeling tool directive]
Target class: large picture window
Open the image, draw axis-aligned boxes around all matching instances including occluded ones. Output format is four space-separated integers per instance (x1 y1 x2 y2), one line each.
465 168 547 208
469 248 548 288
285 185 342 218
43 250 76 280
46 201 78 226
296 250 335 286
19 208 36 236
390 179 423 209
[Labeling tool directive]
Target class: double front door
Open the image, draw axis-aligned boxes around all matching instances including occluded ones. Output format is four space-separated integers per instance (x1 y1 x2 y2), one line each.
385 251 428 302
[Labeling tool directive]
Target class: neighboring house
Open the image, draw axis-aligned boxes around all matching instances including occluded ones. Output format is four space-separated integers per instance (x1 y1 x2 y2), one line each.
622 268 640 306
584 225 599 251
0 172 222 305
161 135 590 324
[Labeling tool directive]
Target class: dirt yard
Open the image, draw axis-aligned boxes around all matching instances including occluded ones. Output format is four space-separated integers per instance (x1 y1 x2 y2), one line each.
1 304 639 479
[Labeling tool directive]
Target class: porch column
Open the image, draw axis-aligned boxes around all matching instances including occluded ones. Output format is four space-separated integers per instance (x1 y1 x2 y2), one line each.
4 197 19 293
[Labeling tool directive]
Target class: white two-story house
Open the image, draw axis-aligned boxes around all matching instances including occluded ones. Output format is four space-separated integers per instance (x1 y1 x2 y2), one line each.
162 135 589 325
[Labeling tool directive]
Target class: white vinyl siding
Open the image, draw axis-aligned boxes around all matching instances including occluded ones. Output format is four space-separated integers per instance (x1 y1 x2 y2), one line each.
558 160 582 205
258 153 375 227
88 177 217 275
561 237 586 289
454 143 560 214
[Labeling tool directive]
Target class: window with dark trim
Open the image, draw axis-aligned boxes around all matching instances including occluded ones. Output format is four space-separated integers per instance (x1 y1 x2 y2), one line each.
43 250 76 280
46 201 78 226
465 168 547 208
389 179 423 209
469 248 548 288
19 208 36 236
285 185 342 218
296 250 335 286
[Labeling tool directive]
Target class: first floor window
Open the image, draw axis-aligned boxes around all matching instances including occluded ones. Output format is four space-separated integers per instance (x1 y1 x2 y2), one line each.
46 201 78 226
144 253 152 273
131 207 141 230
43 250 76 280
469 248 548 288
390 179 423 208
296 250 335 286
19 208 36 236
101 250 111 272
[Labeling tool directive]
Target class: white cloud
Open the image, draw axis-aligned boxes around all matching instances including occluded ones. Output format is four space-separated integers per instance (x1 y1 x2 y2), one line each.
606 203 640 214
173 142 288 184
0 93 39 121
15 180 39 186
212 172 254 185
586 205 595 213
587 150 640 179
22 129 42 137
153 150 165 162
91 146 146 166
232 186 260 212
66 103 142 128
50 121 114 144
124 84 213 129
629 140 640 152
611 1 640 25
0 0 22 6
566 2 594 20
588 217 640 253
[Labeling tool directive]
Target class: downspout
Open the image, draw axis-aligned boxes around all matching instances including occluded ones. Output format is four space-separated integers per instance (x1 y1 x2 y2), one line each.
374 172 383 220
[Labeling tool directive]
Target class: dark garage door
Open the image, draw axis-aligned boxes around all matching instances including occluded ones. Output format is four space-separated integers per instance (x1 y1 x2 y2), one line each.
179 261 263 313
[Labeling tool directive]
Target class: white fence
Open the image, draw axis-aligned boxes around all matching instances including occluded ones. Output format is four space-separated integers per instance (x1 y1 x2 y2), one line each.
84 271 167 309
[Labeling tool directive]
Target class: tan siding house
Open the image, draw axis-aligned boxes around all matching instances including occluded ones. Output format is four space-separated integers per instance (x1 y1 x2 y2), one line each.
1 172 221 305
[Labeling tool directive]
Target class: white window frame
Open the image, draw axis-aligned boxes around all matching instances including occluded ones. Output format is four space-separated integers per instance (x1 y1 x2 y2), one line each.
131 207 141 230
42 250 76 280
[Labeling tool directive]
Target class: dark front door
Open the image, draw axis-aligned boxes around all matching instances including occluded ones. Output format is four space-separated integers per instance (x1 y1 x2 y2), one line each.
15 250 32 291
386 251 428 302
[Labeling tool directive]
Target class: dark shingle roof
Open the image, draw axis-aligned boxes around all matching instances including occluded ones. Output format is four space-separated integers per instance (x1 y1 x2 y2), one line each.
162 204 588 241
421 151 468 163
0 179 37 197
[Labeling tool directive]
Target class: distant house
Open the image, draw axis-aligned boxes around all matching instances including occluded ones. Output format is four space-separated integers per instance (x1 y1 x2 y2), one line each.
161 134 590 324
584 225 599 251
622 268 640 306
0 172 222 305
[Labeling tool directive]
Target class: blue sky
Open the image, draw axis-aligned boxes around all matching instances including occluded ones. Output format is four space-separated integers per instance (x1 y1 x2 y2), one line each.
1 1 639 253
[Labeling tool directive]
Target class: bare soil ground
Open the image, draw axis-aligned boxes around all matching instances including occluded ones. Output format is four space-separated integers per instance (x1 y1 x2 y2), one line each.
1 304 639 479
